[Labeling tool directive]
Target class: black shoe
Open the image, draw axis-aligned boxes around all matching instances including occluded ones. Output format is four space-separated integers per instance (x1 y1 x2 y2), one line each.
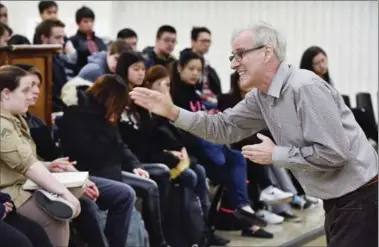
234 207 267 227
208 232 230 246
241 228 274 239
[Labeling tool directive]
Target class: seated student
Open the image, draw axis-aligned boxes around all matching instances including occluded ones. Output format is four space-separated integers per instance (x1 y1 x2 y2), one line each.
0 192 53 247
218 72 302 216
57 74 170 247
69 6 107 75
117 28 138 51
0 65 80 247
142 25 177 69
143 65 230 246
14 64 137 247
167 51 268 227
78 39 131 82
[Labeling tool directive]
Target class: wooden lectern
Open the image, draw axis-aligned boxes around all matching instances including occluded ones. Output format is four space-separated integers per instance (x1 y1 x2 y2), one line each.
0 44 62 127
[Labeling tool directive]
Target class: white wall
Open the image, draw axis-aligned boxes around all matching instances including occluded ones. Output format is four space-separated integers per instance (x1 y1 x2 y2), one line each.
3 1 378 117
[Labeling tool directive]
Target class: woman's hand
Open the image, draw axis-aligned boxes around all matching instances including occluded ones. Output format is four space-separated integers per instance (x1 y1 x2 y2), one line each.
133 168 150 178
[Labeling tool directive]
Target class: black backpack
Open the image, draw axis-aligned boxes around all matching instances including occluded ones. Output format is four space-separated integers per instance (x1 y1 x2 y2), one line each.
164 183 207 247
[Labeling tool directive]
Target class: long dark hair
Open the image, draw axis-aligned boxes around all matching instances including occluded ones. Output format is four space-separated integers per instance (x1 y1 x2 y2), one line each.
171 51 203 98
300 46 332 85
86 74 129 125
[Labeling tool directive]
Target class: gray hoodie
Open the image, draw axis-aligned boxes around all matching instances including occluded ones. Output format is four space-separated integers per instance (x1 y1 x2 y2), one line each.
78 51 110 82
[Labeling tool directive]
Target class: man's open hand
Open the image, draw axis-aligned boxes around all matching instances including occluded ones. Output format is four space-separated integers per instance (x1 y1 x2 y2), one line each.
242 133 276 165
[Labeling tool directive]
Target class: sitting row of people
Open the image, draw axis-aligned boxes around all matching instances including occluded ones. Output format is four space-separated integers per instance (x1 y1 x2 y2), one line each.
0 50 320 247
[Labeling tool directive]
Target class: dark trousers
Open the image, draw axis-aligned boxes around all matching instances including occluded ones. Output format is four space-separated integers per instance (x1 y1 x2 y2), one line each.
74 176 136 247
323 177 378 247
246 161 272 189
180 164 211 219
122 163 170 247
1 212 53 247
140 163 171 221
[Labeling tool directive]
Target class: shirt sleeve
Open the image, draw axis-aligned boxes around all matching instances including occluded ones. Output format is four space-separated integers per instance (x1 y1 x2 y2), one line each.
173 90 267 144
0 121 38 174
272 82 350 171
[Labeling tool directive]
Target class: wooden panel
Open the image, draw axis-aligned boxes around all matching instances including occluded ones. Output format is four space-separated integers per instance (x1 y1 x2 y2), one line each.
0 45 61 126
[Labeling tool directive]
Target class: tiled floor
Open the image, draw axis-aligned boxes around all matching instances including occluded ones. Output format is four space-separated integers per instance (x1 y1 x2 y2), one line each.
215 203 325 246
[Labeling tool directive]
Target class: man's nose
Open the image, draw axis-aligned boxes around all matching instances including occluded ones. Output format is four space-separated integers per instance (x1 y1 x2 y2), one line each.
230 58 240 70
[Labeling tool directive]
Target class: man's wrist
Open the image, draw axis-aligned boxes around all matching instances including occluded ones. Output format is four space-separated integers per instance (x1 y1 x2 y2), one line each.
167 105 180 122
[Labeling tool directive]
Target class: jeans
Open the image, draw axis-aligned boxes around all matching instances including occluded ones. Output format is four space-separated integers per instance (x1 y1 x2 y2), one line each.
180 164 211 218
122 163 170 247
74 176 136 247
191 145 250 209
2 212 53 247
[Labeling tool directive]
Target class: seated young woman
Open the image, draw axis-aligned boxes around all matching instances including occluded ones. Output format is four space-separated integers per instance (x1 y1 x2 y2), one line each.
0 191 53 247
167 51 270 230
14 64 136 247
0 65 81 247
57 74 169 247
218 72 304 221
136 64 229 246
114 52 173 214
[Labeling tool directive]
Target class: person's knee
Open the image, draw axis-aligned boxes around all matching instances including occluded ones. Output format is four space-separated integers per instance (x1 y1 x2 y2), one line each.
0 222 34 247
194 164 207 179
118 183 137 204
227 149 246 167
180 169 198 189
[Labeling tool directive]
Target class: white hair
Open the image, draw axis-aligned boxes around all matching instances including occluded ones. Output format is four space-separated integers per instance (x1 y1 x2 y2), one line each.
232 22 287 61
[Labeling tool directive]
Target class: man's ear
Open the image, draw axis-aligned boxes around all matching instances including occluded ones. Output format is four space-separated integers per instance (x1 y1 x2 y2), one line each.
0 88 11 101
264 46 274 63
40 35 47 44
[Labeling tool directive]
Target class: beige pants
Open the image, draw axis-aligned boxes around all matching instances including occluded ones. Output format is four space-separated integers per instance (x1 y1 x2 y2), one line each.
18 194 70 247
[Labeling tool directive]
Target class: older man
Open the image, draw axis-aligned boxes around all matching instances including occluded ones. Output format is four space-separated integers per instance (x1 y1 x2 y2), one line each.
130 23 378 247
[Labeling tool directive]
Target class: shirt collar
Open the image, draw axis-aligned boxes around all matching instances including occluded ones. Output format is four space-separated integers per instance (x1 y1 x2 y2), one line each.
0 107 15 120
0 107 29 130
267 61 291 98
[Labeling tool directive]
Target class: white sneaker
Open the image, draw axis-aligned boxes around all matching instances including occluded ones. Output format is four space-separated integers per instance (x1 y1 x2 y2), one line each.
34 189 75 221
256 209 284 224
259 186 294 204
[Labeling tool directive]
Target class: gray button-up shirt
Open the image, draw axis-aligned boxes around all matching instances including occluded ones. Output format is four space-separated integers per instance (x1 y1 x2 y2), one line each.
173 62 378 200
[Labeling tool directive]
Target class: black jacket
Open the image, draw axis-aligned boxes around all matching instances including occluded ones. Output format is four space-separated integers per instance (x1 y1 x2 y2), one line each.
142 46 176 69
52 56 69 112
56 82 140 182
118 108 197 169
69 31 107 76
24 113 62 161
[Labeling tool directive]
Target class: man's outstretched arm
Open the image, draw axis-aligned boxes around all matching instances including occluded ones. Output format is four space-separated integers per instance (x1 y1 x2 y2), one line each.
170 91 267 144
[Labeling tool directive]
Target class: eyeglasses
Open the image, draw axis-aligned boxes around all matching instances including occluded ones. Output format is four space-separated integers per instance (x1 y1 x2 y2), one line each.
229 45 265 62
